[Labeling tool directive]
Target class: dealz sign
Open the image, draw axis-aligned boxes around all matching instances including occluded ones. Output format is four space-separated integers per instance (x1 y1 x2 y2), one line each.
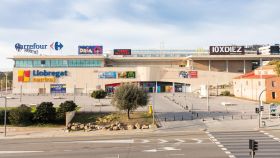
209 46 245 55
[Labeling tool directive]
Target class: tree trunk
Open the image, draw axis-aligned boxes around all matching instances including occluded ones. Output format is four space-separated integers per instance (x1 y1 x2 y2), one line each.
127 109 130 119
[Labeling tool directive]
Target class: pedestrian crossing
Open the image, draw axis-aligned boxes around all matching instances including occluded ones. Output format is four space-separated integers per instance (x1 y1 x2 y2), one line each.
206 131 280 158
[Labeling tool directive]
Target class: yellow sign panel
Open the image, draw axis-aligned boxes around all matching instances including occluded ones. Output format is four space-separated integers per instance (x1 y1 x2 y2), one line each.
32 77 56 82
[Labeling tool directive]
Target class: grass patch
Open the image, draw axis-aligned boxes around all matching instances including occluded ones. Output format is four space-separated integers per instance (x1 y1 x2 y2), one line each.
71 111 153 125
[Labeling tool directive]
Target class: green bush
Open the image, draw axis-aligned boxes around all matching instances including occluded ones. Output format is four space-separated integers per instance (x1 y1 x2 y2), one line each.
33 102 56 123
9 104 33 126
0 110 10 125
56 100 78 121
220 90 231 96
91 89 107 99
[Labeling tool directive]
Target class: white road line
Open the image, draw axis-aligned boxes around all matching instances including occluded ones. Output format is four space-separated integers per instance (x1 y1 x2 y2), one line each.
228 155 235 158
0 151 44 154
143 149 161 153
192 138 202 144
141 139 150 143
162 147 181 151
268 135 274 138
70 139 134 144
215 142 221 145
174 139 185 144
225 151 231 154
218 145 224 148
158 139 168 144
221 148 227 151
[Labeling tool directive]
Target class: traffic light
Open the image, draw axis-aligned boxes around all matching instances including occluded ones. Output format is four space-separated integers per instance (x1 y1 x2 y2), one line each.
253 141 258 151
255 108 259 113
260 106 264 111
249 139 258 151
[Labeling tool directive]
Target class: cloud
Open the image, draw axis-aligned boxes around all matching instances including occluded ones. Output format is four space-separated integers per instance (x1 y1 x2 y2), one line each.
1 0 280 71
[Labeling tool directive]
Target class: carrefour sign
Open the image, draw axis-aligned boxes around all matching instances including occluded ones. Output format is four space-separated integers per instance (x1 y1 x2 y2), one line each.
15 42 63 54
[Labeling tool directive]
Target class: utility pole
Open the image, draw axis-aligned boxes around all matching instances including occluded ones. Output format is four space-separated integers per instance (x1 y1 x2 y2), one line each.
5 72 8 94
207 81 210 112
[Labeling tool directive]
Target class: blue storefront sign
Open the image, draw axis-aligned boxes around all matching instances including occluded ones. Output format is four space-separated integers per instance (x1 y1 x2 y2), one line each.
99 72 117 79
50 84 66 93
78 46 103 55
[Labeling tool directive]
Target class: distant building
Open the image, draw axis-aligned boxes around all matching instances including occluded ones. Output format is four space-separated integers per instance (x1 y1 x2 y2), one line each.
233 65 280 102
258 45 280 55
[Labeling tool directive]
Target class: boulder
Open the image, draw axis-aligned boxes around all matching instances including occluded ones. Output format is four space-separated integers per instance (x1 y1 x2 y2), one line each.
127 124 135 130
135 123 141 129
70 125 78 131
112 126 120 131
141 124 149 129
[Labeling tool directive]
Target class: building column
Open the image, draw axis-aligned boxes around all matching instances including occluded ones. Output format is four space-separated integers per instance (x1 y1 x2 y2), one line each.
155 81 158 93
226 60 229 72
208 60 211 71
243 60 246 74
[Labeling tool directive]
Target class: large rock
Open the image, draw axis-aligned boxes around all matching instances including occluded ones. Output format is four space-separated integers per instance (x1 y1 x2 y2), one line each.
79 124 85 130
112 126 120 131
71 125 78 131
141 124 149 129
127 124 135 130
135 123 141 129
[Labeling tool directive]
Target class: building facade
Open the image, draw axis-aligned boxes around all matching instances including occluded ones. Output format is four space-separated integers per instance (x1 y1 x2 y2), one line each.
233 65 280 102
11 49 280 95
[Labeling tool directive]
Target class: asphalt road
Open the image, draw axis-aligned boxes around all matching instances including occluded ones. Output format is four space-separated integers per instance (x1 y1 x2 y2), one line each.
0 131 227 158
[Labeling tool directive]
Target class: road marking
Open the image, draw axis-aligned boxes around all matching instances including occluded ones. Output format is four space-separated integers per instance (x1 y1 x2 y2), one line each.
143 149 162 152
162 147 181 151
143 147 181 152
192 138 202 144
221 148 227 151
0 151 44 154
158 139 168 144
217 145 224 148
174 139 185 144
141 139 150 143
104 154 120 158
228 155 235 158
70 139 134 144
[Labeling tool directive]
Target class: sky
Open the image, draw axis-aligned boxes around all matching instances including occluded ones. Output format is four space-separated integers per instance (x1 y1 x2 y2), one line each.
1 0 280 71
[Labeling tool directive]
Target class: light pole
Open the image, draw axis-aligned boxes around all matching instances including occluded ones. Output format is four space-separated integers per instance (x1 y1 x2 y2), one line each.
258 89 266 128
152 86 156 125
4 73 8 94
0 96 17 137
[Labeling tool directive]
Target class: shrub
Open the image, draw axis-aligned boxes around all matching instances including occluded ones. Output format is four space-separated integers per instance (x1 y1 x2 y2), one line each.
220 90 231 96
56 101 78 121
91 89 107 100
0 110 10 125
9 104 33 126
33 102 56 123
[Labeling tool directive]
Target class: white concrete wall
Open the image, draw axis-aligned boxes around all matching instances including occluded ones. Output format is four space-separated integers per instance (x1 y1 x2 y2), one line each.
13 67 241 94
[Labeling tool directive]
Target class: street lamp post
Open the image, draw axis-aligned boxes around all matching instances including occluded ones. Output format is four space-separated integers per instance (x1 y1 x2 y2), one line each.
258 89 266 128
0 96 17 137
5 73 8 94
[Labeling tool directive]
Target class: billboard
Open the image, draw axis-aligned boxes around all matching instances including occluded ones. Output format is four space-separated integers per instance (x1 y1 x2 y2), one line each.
78 46 103 55
98 72 117 79
118 71 136 78
50 84 66 93
114 49 131 55
209 46 245 55
179 71 198 78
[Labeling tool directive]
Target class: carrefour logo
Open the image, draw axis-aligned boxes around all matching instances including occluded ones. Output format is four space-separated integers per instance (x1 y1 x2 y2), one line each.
15 42 63 54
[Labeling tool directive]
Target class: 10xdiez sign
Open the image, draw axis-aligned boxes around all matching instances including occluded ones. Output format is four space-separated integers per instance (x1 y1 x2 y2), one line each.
210 46 245 55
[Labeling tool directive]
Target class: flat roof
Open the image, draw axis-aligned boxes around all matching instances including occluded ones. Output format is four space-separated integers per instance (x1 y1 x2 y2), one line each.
11 54 280 61
11 55 105 60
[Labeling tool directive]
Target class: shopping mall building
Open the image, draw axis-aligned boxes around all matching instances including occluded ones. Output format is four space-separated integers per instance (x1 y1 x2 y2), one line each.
11 46 280 94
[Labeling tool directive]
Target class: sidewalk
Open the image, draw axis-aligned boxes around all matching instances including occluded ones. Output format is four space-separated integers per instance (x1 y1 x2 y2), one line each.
0 126 157 139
